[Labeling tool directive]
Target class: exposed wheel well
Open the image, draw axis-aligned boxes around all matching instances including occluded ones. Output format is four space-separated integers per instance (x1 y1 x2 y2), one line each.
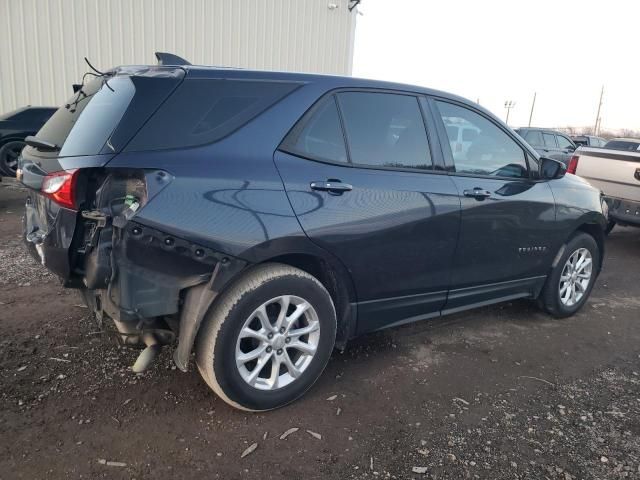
264 253 355 348
575 223 605 271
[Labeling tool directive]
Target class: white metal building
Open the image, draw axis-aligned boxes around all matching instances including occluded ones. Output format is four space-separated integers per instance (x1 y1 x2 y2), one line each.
0 0 359 113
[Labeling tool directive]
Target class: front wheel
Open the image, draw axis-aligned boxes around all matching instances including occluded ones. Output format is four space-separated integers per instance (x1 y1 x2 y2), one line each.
195 263 336 411
538 232 600 318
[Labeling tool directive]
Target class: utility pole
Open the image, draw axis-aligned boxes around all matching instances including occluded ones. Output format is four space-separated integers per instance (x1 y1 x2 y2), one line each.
594 85 604 135
504 100 516 125
528 92 537 127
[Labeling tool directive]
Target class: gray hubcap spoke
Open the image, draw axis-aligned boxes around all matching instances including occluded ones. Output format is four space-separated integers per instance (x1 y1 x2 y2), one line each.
235 295 320 391
558 247 593 307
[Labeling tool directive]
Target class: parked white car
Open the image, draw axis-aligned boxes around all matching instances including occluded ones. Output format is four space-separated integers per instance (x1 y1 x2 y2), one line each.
570 142 640 231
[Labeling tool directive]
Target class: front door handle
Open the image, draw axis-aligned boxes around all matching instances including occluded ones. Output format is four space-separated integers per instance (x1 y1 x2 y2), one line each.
310 180 353 195
463 187 492 200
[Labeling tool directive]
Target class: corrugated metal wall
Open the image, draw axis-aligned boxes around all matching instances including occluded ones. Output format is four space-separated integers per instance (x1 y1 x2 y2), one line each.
0 0 357 112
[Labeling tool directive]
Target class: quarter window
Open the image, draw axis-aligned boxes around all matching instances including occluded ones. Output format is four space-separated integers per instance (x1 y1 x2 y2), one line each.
543 133 557 148
337 92 433 170
281 97 347 163
435 101 529 178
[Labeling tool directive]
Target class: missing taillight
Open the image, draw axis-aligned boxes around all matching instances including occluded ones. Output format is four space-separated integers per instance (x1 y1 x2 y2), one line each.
41 169 79 209
567 155 579 175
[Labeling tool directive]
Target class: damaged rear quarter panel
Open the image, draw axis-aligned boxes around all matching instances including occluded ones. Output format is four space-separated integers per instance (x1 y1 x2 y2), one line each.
106 144 307 264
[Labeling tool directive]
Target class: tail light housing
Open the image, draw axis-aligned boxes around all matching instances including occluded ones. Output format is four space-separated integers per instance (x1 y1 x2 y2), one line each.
567 155 579 174
41 169 79 209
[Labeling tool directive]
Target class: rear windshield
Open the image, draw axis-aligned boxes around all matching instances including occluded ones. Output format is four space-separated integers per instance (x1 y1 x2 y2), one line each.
36 77 134 157
124 78 301 152
605 140 640 151
35 72 183 158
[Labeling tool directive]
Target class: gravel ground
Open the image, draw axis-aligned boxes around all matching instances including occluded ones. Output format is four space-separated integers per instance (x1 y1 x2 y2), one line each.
1 179 640 479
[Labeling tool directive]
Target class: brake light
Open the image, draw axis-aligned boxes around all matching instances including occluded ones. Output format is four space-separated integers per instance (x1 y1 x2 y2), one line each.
41 169 79 209
567 155 579 174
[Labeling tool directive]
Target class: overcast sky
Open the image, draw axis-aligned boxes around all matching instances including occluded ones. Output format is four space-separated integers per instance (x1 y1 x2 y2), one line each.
352 0 639 131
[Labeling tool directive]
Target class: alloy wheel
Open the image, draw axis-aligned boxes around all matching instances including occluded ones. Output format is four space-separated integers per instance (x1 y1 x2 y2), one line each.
559 247 593 307
235 295 320 391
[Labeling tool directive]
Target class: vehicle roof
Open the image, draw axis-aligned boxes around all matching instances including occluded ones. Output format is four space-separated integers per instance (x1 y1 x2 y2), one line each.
608 137 640 142
112 64 491 118
516 127 570 134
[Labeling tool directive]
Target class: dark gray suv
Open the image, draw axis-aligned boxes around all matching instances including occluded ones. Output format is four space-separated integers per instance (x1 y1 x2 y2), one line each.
19 61 607 410
515 127 577 165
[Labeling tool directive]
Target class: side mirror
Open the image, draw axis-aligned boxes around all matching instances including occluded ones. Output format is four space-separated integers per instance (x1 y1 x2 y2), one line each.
539 156 566 180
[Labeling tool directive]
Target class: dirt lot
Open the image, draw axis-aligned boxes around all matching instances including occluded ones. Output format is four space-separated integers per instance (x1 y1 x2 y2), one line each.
1 179 640 480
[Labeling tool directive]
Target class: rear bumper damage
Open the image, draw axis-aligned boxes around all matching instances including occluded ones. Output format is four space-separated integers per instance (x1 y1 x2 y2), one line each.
83 219 248 372
24 183 248 372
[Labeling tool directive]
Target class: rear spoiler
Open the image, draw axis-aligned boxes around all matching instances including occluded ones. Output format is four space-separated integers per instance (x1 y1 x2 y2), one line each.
70 53 190 93
155 52 191 66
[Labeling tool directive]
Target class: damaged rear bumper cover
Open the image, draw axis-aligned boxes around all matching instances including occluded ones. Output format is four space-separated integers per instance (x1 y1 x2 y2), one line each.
24 206 247 371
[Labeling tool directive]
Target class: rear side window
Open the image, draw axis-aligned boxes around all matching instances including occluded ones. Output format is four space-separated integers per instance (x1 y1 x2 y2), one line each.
280 97 347 163
337 92 432 170
543 133 557 147
126 79 300 151
524 130 543 146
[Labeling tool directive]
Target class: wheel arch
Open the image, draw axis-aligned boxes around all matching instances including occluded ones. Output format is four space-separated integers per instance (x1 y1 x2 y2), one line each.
574 222 605 272
260 252 357 349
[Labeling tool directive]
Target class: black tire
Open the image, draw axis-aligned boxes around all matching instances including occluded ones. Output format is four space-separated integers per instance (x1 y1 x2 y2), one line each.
605 220 616 235
0 140 25 177
195 263 336 411
538 232 600 318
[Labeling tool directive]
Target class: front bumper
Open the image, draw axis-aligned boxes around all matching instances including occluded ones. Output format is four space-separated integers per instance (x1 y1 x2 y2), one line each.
604 196 640 226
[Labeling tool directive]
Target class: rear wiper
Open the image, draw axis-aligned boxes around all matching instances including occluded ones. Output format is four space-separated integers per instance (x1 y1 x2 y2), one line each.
24 136 60 152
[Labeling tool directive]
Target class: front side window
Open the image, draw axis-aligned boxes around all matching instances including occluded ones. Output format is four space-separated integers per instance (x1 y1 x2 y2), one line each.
435 101 529 178
281 97 347 163
337 92 433 170
556 135 573 149
543 133 557 148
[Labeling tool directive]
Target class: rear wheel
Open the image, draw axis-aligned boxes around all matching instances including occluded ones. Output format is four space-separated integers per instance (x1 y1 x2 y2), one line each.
0 140 25 177
538 232 600 318
195 263 336 411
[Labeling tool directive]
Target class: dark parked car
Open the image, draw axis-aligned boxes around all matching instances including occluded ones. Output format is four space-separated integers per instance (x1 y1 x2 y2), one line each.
603 137 640 151
19 63 607 411
571 135 607 147
0 106 56 177
515 127 577 165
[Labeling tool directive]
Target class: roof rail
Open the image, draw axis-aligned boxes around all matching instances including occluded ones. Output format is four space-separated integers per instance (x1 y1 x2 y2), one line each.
155 52 191 66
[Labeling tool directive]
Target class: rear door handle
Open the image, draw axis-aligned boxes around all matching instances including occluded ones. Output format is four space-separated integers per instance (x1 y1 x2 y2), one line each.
463 187 492 200
310 180 353 195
